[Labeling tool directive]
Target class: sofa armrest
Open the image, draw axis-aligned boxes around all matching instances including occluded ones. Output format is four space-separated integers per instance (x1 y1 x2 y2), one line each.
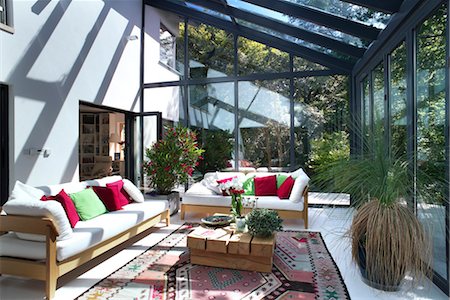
0 214 59 238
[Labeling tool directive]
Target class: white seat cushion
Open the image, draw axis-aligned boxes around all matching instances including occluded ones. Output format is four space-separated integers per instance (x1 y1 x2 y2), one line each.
183 194 232 207
255 196 304 211
0 200 168 261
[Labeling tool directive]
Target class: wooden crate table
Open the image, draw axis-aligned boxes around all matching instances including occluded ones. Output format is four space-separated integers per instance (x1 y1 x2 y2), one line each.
187 225 275 272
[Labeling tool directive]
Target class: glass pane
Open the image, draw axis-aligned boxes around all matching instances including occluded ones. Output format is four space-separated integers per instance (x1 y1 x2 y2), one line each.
283 0 391 29
227 0 368 47
389 42 407 158
188 82 235 169
372 63 385 135
294 56 328 72
294 75 350 180
416 4 447 281
235 18 356 62
362 76 371 151
238 80 290 171
238 37 289 75
187 23 234 78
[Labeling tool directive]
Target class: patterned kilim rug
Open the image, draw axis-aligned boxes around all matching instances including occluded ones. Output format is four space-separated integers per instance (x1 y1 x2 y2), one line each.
78 223 350 299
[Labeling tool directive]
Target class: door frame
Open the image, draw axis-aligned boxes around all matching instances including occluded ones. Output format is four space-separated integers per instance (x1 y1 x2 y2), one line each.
1 84 9 206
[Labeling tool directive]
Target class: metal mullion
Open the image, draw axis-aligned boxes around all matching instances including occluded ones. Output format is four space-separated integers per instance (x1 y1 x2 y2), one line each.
406 29 416 212
289 54 295 171
183 17 189 127
143 69 345 88
234 33 239 171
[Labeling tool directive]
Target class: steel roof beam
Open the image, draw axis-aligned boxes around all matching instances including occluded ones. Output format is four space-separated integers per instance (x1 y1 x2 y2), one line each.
242 0 381 41
147 0 353 73
187 0 366 58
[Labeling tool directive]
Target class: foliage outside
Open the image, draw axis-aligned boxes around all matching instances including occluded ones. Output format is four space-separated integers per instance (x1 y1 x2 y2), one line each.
308 131 350 179
196 129 233 174
143 126 204 195
246 208 283 238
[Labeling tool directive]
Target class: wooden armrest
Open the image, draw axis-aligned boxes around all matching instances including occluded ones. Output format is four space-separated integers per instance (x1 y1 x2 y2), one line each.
0 214 59 236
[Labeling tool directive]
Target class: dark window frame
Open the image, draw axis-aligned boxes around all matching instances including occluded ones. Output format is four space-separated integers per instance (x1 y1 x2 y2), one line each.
1 84 9 206
0 0 14 34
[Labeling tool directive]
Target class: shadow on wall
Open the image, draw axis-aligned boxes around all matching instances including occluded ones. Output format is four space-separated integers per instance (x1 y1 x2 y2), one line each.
9 0 140 184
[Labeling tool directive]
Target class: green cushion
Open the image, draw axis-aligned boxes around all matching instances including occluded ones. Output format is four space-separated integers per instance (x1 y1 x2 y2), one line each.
70 188 108 221
277 174 288 188
242 175 256 195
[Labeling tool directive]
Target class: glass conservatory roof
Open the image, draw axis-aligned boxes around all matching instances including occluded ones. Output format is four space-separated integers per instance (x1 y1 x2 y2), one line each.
146 0 404 73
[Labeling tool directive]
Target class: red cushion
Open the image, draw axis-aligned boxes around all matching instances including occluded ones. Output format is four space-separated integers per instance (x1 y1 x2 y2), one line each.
216 177 236 184
92 185 123 211
41 189 80 228
106 180 131 206
254 175 277 196
277 176 295 199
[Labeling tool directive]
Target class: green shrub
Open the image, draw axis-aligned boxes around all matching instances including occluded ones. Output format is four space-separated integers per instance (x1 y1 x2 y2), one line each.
246 208 283 237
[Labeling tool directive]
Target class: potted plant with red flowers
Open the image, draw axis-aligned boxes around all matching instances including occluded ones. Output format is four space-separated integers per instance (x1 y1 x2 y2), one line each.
144 125 204 215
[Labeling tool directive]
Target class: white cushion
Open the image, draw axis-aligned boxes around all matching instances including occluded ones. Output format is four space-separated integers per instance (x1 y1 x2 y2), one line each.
84 175 123 187
201 176 221 194
185 182 218 196
289 169 310 203
3 199 73 242
122 179 144 203
8 181 44 202
38 182 87 195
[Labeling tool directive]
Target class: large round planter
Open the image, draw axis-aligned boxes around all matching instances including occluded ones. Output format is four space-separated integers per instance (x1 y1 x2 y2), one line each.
145 191 180 215
357 243 402 292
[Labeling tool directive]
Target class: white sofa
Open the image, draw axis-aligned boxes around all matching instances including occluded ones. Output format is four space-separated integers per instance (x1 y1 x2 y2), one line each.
181 170 309 228
0 175 170 300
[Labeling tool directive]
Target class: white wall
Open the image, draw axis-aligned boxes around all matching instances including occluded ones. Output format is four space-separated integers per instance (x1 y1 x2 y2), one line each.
0 0 149 187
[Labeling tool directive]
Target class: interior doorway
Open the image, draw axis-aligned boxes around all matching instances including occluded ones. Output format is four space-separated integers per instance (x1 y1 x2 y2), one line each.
0 84 9 205
79 103 127 181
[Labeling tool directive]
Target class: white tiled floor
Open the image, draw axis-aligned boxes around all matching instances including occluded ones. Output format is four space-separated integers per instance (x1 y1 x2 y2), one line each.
0 208 448 300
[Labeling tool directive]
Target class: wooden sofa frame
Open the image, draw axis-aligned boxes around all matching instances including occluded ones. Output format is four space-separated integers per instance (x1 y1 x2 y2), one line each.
181 186 309 229
0 209 170 300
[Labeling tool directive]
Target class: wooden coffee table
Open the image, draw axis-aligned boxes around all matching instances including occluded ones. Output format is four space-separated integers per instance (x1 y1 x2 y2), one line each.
187 225 275 272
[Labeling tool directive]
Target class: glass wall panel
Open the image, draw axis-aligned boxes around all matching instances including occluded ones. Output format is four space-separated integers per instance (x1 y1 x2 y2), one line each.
238 80 290 170
187 22 234 78
293 75 349 177
188 82 235 171
362 76 371 151
282 0 391 29
294 56 328 72
389 42 407 157
372 63 385 135
238 37 289 75
143 86 180 122
416 4 447 281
